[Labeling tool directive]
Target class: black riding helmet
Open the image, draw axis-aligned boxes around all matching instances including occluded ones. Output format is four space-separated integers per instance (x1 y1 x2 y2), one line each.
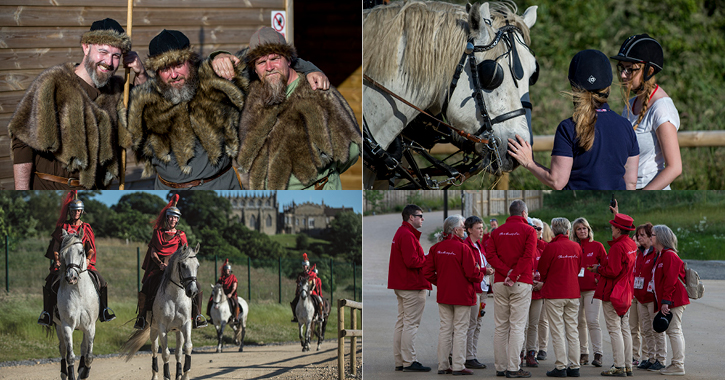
568 49 612 92
610 34 663 82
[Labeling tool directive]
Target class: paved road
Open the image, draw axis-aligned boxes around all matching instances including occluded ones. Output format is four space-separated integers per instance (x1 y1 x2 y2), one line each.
364 211 725 379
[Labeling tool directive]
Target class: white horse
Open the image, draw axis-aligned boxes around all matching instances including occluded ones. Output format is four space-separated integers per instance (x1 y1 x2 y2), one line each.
122 243 200 380
209 283 248 353
55 229 98 380
363 1 538 187
295 276 317 352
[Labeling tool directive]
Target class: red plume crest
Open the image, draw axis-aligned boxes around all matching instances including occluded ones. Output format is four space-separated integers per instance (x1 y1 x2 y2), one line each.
56 190 77 227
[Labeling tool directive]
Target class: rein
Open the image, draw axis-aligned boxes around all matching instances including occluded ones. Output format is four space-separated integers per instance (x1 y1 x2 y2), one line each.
169 255 197 291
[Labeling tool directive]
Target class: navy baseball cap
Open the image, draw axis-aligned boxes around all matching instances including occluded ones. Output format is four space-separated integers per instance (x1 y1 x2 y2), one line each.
568 49 613 91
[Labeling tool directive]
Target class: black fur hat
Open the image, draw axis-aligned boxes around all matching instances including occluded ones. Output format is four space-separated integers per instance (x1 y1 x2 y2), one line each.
80 18 131 53
145 29 198 73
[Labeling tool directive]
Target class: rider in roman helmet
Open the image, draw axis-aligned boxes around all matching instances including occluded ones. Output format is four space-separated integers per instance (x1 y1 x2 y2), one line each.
207 258 240 324
308 264 324 322
290 253 311 322
38 191 116 326
134 194 207 330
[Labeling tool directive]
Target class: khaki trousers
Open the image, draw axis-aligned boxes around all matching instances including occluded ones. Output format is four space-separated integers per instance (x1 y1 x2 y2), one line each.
638 301 667 363
602 301 632 368
493 282 533 372
545 298 581 370
393 289 426 367
578 290 603 355
630 298 644 360
466 293 486 360
666 305 686 368
538 304 549 352
438 303 471 371
524 298 544 352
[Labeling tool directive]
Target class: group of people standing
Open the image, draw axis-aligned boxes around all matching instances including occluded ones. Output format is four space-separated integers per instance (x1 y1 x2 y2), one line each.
508 34 681 190
388 199 690 377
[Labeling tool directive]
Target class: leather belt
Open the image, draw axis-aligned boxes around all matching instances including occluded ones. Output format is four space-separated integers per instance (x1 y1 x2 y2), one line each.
313 175 330 190
35 172 82 187
157 163 232 188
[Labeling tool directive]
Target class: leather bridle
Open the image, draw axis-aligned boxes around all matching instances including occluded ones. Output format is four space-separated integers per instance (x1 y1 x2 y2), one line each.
170 254 198 291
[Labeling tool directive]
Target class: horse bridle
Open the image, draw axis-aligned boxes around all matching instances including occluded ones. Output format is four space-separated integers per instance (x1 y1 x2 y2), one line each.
61 241 87 276
170 254 197 291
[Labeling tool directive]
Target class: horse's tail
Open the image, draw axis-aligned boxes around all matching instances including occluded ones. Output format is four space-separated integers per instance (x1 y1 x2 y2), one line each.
120 323 151 362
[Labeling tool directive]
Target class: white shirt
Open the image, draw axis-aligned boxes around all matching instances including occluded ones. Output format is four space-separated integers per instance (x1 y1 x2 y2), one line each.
472 241 489 292
624 97 680 189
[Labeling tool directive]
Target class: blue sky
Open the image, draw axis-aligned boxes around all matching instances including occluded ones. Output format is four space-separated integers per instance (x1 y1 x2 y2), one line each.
93 190 362 213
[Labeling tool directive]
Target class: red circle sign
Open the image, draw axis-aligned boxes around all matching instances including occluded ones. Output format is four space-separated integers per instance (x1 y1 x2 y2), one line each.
272 12 285 32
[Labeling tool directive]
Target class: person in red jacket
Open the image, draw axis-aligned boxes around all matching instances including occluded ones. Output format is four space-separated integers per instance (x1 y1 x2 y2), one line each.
632 223 666 371
482 218 498 248
423 215 483 375
588 213 637 377
388 204 432 372
538 217 582 377
651 224 689 376
207 259 240 324
38 191 115 326
485 200 537 378
571 217 606 368
522 217 545 368
463 215 494 370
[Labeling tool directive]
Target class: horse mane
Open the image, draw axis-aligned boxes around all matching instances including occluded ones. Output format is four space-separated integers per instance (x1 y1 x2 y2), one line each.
159 244 195 291
364 0 532 107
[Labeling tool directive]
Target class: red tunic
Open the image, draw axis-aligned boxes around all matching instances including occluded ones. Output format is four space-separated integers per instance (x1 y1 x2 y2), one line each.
538 234 582 299
485 215 537 284
309 275 322 297
653 248 690 309
142 229 187 282
423 235 483 306
50 223 97 271
387 222 432 291
633 246 657 304
219 273 238 299
594 235 637 303
578 239 606 292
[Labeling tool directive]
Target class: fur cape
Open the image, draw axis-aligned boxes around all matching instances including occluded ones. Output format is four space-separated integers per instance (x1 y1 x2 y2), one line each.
7 62 129 188
237 73 362 189
126 56 249 177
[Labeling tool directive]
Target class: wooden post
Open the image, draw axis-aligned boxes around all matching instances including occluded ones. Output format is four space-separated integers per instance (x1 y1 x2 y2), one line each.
286 0 294 45
120 0 134 189
350 306 357 376
338 299 344 380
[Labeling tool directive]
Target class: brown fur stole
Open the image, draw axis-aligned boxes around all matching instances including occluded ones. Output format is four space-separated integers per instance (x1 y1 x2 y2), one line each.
126 57 248 177
237 73 362 189
7 62 129 188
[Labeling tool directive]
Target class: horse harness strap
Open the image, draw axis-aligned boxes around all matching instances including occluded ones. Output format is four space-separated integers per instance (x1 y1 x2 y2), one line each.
62 241 87 274
170 254 197 290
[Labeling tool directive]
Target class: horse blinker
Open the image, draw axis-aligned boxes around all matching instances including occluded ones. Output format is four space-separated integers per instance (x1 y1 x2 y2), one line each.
529 60 540 86
477 60 504 91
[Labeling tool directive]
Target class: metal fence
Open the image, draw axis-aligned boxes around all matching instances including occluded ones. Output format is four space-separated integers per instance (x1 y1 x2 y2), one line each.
2 236 361 306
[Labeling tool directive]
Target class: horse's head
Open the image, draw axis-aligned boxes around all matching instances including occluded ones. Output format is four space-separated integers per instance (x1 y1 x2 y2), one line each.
211 283 225 306
447 2 538 174
176 243 200 298
60 229 86 285
298 276 310 299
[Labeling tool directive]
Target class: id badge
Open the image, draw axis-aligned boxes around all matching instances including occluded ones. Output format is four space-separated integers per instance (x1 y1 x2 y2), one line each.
646 279 654 293
633 276 645 289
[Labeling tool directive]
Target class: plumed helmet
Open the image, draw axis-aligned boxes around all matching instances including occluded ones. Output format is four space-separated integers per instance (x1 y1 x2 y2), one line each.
313 268 318 274
166 206 182 218
610 34 664 81
302 253 310 267
224 264 232 271
68 199 85 211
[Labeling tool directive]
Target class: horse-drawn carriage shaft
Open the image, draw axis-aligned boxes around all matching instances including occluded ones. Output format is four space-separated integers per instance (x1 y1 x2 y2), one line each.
363 1 539 189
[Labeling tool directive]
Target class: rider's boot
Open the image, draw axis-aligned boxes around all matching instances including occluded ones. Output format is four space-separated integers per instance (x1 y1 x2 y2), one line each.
37 285 53 326
133 292 147 330
192 290 207 329
99 285 116 322
206 297 213 325
233 304 240 323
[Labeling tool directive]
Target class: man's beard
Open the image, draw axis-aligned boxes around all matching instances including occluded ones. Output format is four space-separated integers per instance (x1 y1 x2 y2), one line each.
158 66 198 105
84 56 117 88
260 71 288 106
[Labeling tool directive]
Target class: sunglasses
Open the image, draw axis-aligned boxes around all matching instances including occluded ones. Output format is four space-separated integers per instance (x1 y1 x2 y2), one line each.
617 63 642 76
411 214 424 218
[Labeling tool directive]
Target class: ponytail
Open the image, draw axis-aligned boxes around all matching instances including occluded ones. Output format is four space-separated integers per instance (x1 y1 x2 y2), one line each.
565 86 610 151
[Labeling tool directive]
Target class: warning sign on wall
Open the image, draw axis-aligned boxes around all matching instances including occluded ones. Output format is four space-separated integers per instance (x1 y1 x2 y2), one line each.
271 11 287 39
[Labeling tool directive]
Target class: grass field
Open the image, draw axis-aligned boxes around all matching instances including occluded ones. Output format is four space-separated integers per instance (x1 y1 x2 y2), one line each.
0 237 361 362
267 234 330 250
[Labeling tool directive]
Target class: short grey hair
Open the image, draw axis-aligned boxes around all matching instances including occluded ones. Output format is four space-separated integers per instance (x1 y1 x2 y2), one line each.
551 217 571 236
438 214 465 242
509 200 528 216
653 224 678 252
570 217 593 243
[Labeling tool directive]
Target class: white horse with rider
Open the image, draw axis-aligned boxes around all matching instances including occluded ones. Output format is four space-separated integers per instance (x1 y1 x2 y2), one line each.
122 243 201 380
210 282 249 352
295 275 324 352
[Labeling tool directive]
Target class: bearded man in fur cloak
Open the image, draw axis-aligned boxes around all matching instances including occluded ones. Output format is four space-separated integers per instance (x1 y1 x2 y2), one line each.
127 30 329 190
8 18 147 190
234 27 362 190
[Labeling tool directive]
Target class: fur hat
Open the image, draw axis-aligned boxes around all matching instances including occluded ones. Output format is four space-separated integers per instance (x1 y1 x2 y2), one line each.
245 27 297 66
145 29 198 73
80 18 131 53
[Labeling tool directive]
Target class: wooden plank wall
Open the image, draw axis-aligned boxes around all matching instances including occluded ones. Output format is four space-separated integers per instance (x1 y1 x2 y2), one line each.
0 0 363 190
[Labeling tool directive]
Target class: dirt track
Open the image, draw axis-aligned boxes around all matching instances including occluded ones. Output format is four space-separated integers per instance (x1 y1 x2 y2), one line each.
0 341 362 380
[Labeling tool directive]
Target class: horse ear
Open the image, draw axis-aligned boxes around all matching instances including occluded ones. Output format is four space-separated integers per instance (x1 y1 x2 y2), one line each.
469 3 491 35
195 242 201 252
211 284 215 289
522 5 538 29
77 227 84 240
466 2 472 13
62 229 68 237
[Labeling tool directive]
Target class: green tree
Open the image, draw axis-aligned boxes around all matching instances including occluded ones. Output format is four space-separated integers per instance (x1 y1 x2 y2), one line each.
296 233 310 250
113 192 166 215
171 191 231 233
325 211 362 264
25 191 63 235
0 192 38 249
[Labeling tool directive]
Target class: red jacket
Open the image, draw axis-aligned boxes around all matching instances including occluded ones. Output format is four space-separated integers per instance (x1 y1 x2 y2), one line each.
485 216 537 284
538 234 582 299
423 235 483 306
219 273 238 299
653 248 690 309
388 222 432 291
578 239 606 292
142 229 187 283
532 239 547 300
51 223 97 271
594 235 637 303
464 236 486 293
633 246 657 304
